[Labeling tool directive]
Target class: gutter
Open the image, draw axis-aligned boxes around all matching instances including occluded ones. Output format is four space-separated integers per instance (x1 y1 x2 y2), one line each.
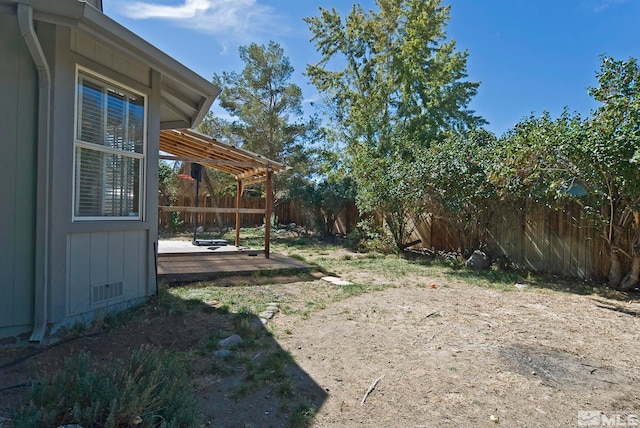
17 3 51 343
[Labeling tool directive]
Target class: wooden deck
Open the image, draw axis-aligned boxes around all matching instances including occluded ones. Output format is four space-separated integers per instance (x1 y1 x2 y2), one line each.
156 240 312 282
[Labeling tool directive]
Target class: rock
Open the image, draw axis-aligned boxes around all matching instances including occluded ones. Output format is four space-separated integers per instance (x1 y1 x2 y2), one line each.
259 311 276 320
465 250 491 269
266 305 279 313
321 276 353 286
217 334 244 349
515 283 529 289
213 349 234 359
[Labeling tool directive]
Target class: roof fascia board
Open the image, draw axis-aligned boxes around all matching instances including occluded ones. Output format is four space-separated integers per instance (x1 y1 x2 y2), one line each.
4 0 219 126
160 120 192 130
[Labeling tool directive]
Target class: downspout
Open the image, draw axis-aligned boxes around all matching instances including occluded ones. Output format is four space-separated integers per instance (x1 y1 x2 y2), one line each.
17 4 51 343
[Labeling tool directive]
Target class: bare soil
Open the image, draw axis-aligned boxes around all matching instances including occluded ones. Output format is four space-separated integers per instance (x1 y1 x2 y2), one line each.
1 254 639 427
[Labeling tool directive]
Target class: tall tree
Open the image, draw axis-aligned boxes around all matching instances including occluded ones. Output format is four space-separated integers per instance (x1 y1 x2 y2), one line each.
305 0 484 249
208 41 308 164
585 56 640 290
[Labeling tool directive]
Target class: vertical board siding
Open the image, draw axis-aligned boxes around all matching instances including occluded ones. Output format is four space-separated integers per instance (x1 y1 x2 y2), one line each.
0 15 37 333
68 231 147 315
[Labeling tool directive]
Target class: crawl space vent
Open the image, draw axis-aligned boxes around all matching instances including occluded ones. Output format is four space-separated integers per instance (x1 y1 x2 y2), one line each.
91 281 123 304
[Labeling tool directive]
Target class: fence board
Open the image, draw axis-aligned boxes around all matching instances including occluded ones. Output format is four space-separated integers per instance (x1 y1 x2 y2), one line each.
159 192 628 282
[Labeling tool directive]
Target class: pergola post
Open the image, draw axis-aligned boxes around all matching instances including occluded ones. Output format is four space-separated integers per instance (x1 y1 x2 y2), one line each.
264 167 273 259
235 179 243 247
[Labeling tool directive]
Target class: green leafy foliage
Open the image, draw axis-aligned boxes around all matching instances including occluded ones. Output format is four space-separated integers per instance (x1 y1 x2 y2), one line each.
208 41 312 165
288 174 356 235
305 0 485 250
486 55 640 289
424 129 497 255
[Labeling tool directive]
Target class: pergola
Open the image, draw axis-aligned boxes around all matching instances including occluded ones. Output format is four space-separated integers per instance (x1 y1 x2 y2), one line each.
158 128 288 258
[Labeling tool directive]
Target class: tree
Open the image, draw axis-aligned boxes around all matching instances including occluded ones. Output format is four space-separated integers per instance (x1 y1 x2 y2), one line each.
209 41 309 164
305 0 485 250
584 56 640 290
158 161 183 232
490 110 586 206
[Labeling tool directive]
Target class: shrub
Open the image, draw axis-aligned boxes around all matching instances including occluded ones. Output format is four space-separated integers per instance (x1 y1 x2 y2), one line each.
14 346 198 427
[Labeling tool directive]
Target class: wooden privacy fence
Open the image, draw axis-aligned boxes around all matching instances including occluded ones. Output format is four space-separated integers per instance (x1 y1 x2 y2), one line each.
159 195 265 229
159 196 359 234
409 200 622 281
161 193 623 280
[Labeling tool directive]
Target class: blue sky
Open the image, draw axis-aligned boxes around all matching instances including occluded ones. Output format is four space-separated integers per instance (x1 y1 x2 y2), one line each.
104 0 640 137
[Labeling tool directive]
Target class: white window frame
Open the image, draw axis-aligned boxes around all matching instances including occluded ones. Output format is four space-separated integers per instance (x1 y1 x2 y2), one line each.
73 66 147 221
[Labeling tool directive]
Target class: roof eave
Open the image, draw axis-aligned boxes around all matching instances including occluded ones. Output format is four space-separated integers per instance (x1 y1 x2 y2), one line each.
1 0 219 128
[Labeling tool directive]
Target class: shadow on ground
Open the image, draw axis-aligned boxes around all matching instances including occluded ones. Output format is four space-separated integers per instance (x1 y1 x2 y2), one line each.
0 285 328 427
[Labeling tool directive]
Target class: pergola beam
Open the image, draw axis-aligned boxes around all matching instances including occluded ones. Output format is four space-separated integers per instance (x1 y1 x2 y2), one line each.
159 154 264 169
158 129 287 258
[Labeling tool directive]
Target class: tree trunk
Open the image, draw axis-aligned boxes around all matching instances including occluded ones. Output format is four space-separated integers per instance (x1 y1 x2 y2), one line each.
619 216 640 291
608 249 624 288
619 255 640 291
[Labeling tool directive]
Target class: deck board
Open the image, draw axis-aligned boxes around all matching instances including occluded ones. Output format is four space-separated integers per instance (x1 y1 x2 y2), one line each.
156 241 311 282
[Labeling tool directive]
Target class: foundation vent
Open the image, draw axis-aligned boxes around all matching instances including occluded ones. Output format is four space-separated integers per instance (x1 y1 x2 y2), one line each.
91 281 123 304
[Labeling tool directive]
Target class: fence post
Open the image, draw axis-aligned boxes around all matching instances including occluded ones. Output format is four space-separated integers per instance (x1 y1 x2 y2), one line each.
265 167 273 259
235 179 243 247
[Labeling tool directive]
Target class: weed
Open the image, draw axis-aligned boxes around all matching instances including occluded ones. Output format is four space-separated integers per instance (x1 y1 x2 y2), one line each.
68 320 88 336
210 358 235 375
101 306 139 331
231 350 295 398
203 331 226 352
289 402 317 428
233 307 259 338
277 379 295 398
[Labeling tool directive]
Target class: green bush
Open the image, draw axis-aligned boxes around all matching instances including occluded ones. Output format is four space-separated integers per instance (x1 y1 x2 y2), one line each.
14 346 198 427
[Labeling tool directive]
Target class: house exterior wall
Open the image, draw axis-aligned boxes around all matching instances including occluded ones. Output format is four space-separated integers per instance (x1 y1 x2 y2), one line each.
0 13 38 339
0 14 162 340
45 25 161 331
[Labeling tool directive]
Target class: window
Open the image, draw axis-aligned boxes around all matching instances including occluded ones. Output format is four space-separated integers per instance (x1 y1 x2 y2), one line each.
74 70 146 219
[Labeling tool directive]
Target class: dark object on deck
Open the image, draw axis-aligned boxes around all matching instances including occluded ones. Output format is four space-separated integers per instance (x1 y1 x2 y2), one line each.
193 239 228 246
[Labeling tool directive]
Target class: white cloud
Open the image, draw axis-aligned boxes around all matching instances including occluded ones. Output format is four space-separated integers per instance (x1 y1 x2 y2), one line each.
123 0 211 19
118 0 289 43
588 0 628 13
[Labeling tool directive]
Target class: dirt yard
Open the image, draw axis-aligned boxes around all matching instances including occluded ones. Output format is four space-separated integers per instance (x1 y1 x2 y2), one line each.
1 246 639 427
